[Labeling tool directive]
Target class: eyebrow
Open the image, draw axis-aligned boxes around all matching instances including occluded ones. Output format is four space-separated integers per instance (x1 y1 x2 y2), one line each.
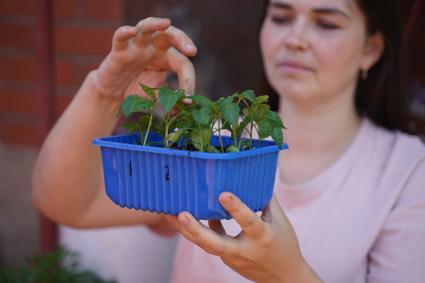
269 1 351 20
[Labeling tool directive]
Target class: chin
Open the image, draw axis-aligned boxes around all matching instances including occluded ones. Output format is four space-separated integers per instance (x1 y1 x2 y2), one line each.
272 80 313 101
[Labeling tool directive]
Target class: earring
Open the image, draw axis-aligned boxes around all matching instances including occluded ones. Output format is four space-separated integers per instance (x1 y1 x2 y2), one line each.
361 69 368 80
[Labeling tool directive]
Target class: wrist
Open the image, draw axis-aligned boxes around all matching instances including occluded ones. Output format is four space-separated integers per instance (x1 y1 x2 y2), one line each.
260 257 323 283
283 258 323 283
83 70 121 115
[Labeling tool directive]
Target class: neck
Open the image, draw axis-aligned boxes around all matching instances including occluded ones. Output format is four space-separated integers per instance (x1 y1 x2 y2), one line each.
277 89 361 184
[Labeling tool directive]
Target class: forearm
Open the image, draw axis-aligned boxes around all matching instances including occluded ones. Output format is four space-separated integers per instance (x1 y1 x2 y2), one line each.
32 70 120 225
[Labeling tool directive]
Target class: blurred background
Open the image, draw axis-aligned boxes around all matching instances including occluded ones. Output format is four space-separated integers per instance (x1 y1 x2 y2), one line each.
0 0 424 282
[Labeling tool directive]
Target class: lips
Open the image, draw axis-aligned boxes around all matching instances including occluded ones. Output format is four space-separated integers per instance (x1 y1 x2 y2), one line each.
276 60 314 73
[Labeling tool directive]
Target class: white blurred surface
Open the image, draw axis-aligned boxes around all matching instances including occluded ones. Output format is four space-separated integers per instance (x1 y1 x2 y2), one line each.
60 225 178 283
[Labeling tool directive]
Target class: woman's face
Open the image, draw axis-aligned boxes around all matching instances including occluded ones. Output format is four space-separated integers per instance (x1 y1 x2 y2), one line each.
260 0 383 104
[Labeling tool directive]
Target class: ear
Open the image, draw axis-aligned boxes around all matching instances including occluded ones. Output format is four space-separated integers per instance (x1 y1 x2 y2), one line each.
360 32 385 71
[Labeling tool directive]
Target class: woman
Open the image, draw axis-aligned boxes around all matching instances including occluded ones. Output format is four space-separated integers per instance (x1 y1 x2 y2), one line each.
32 0 425 282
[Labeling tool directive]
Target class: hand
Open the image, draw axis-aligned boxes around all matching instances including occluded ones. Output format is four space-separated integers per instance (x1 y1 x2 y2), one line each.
92 17 197 100
164 193 322 283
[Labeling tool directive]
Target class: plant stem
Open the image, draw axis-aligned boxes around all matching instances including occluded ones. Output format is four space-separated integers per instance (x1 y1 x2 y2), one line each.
249 122 254 149
198 124 204 151
217 116 224 153
142 113 154 146
165 114 170 148
238 96 254 149
232 126 238 148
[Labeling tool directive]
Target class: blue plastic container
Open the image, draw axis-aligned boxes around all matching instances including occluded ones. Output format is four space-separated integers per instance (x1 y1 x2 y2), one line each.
93 133 288 220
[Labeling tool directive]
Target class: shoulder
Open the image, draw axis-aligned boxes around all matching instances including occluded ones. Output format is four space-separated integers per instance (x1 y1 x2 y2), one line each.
365 126 425 282
365 119 425 201
365 119 425 168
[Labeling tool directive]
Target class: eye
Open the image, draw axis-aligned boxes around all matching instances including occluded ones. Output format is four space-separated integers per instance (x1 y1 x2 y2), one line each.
271 15 290 24
317 21 340 30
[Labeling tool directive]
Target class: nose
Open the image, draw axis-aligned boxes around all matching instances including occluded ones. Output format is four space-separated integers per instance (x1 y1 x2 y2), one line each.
283 18 309 52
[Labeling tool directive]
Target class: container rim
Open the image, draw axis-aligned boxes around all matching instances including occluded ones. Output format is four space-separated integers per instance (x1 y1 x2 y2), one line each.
93 133 288 160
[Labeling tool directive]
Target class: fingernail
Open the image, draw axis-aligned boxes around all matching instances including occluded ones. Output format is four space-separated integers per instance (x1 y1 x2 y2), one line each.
185 43 195 51
221 193 232 204
183 97 192 104
179 214 190 226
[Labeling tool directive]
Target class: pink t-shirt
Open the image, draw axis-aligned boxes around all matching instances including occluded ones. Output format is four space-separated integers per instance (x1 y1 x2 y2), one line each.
170 118 425 283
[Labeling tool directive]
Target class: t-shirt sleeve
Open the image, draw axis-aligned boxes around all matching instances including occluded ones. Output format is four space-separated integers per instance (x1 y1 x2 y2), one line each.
367 158 425 283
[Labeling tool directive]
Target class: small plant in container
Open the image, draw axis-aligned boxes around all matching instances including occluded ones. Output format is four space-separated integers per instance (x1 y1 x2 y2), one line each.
93 84 287 220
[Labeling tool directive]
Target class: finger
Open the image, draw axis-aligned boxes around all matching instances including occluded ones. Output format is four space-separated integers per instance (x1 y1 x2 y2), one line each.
151 32 173 51
167 49 196 97
148 216 178 237
219 192 267 239
134 17 171 47
152 26 197 57
208 220 226 235
177 212 237 256
166 213 209 247
112 25 138 51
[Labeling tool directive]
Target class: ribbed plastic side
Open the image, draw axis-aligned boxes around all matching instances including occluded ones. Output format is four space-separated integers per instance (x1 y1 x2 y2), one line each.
97 133 283 220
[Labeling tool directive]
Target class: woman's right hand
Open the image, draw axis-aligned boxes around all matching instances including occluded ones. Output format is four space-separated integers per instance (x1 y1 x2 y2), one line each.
91 17 197 101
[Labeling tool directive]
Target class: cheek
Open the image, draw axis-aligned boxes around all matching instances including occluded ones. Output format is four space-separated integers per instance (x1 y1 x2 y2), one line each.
260 24 279 63
314 33 365 80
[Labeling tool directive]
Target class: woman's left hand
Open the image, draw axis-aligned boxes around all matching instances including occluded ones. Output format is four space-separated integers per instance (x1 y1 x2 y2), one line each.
164 193 322 283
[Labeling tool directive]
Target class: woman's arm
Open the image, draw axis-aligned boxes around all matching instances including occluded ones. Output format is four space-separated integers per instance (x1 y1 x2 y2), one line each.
32 17 197 229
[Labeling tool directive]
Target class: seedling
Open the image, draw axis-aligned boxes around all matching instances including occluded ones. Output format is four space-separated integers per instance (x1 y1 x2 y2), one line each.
120 84 285 153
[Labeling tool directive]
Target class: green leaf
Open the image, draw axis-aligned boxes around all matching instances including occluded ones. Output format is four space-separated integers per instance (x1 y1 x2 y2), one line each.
192 106 211 125
159 86 184 113
174 100 186 111
238 139 252 151
122 122 139 133
140 83 156 99
218 97 240 126
271 127 283 147
242 108 250 117
229 92 239 100
253 104 270 122
240 89 256 103
226 145 239 152
205 144 220 153
165 129 182 146
175 110 195 129
191 128 212 152
254 95 269 105
121 95 155 117
257 120 272 139
266 110 285 128
190 95 214 108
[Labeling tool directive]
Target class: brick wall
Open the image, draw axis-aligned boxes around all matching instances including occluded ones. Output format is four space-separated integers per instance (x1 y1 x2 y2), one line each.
0 1 38 146
0 0 124 147
53 0 124 122
0 0 266 147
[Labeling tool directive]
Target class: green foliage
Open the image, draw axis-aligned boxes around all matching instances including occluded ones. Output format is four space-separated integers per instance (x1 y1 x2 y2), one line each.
120 84 286 152
0 247 116 283
158 86 184 112
120 95 154 117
